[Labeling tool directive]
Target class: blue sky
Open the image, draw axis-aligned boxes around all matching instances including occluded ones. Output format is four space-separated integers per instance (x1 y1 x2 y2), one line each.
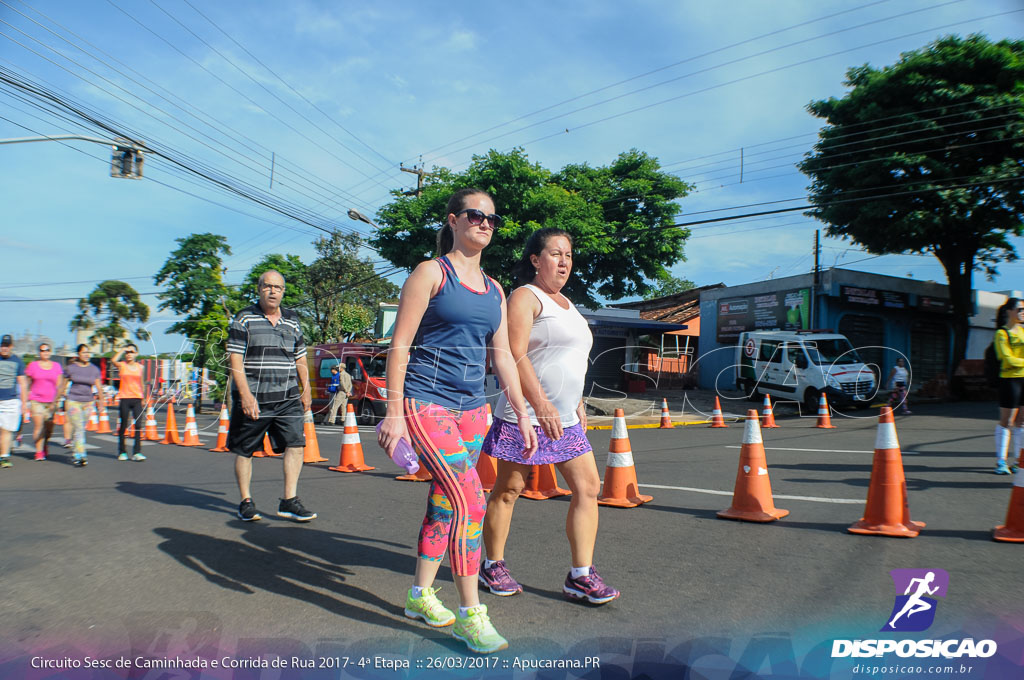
1 0 1022 353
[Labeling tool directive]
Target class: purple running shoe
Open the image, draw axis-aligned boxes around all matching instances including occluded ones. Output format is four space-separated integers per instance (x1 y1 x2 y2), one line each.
563 566 620 604
478 560 523 596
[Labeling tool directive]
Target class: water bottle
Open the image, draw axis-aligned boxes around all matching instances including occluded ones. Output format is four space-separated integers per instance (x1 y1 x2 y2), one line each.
375 420 419 474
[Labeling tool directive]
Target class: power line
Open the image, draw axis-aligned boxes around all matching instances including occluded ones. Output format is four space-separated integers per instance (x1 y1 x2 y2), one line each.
408 0 901 163
103 0 394 193
458 10 1017 178
420 1 988 165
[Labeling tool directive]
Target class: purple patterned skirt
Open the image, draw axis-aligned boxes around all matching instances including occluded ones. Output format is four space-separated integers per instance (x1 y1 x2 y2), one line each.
482 417 592 465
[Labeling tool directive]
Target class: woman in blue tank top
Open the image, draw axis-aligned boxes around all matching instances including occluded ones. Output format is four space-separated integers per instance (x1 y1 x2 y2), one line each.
378 188 537 654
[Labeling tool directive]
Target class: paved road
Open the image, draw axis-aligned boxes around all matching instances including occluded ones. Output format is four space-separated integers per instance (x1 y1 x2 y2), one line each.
1 401 1021 678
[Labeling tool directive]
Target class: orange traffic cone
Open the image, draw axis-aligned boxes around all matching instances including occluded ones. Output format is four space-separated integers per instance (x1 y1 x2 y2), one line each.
86 405 98 432
709 396 728 428
161 404 181 445
598 408 653 508
659 398 673 429
994 468 1024 542
209 403 231 452
761 394 779 428
179 404 201 446
477 451 497 492
520 464 572 500
815 393 836 429
396 464 433 482
253 433 273 458
717 410 789 522
302 410 328 463
143 400 160 440
96 404 112 434
848 407 924 538
329 403 375 472
53 401 66 426
124 418 136 438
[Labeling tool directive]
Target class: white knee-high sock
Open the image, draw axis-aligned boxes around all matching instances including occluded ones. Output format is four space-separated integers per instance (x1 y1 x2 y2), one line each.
995 425 1010 463
1012 427 1023 462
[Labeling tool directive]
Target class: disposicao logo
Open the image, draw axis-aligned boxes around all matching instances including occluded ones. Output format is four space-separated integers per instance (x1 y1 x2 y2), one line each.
882 568 948 632
831 568 998 659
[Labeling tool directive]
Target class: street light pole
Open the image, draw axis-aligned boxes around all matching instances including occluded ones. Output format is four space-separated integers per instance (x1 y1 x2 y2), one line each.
347 209 380 230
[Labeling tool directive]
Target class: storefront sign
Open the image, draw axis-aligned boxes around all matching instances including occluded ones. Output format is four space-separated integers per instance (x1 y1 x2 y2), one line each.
841 286 908 309
918 296 951 313
717 288 810 343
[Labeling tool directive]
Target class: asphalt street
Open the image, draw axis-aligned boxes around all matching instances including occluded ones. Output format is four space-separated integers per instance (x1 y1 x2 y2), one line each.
1 401 1020 676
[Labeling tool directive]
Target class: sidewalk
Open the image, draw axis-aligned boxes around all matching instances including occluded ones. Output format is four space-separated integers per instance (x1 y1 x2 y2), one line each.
584 387 753 429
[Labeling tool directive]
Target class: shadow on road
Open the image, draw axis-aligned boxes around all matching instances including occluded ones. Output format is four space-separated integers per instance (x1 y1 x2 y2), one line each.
153 526 421 632
117 482 234 513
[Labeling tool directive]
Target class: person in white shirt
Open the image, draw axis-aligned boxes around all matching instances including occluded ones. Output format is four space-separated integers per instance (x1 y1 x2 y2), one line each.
478 227 619 605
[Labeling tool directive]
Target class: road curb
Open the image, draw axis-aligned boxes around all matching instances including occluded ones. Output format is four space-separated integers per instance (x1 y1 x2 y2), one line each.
587 418 743 430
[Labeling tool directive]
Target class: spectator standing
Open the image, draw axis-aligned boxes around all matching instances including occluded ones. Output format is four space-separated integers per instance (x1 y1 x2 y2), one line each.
111 343 146 461
326 364 353 425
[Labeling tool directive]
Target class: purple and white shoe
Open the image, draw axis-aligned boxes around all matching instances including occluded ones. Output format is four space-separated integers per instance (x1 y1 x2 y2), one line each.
478 560 523 596
563 566 620 604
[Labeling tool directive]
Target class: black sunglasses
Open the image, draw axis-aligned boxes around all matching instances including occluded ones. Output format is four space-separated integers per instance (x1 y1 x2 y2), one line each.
455 208 503 230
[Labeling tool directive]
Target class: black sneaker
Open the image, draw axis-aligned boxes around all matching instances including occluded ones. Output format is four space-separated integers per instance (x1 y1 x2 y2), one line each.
238 498 262 522
277 496 317 522
73 457 88 468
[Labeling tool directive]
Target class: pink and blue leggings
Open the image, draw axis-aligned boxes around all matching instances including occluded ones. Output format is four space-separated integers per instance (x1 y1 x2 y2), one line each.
403 398 488 577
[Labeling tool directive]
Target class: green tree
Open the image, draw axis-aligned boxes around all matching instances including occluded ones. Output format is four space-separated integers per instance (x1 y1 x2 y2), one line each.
798 34 1024 366
70 280 151 352
153 233 232 401
306 231 400 343
643 274 695 300
371 148 693 307
235 253 309 310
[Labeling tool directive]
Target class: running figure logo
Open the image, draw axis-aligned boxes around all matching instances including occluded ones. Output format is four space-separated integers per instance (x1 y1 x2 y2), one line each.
882 568 949 632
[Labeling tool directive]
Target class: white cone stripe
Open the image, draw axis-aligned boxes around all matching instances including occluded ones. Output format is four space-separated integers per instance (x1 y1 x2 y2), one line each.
606 450 634 468
742 418 763 445
611 417 627 439
343 433 361 445
218 426 228 434
875 421 900 451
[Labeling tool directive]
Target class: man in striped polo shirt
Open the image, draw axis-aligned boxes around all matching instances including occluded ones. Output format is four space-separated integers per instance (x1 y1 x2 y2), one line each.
226 270 316 522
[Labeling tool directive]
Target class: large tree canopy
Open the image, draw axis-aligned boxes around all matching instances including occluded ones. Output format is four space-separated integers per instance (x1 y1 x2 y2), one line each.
799 34 1024 366
154 233 232 370
70 280 151 351
371 148 693 307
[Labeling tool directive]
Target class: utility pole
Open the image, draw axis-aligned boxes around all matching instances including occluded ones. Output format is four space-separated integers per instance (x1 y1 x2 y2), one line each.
400 160 433 198
811 230 821 330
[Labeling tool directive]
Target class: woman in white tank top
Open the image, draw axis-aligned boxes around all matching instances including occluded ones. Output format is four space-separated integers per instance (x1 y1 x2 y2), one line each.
479 228 620 604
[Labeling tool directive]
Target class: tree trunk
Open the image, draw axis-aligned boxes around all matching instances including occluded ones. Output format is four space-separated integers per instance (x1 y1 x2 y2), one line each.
935 252 974 374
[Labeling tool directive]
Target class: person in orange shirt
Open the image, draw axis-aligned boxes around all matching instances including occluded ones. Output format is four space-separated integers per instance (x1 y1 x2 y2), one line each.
111 343 146 461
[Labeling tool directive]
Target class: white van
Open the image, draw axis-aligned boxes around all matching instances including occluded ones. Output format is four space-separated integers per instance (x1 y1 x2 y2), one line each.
735 331 877 411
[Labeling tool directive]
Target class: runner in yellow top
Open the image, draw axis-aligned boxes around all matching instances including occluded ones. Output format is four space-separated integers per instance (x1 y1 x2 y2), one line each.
993 298 1024 475
111 343 146 461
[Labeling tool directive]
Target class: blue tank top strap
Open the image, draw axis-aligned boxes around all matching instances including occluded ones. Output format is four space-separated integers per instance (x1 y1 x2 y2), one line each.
439 255 491 293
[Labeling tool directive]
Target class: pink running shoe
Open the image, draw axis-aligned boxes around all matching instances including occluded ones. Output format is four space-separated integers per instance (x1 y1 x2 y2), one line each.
479 560 523 596
563 566 620 604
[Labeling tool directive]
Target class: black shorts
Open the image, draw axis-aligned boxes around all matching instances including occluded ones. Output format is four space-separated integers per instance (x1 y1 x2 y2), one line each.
228 398 305 457
997 377 1024 410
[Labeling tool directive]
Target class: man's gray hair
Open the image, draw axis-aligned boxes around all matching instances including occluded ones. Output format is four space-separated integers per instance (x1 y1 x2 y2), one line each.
258 269 286 288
